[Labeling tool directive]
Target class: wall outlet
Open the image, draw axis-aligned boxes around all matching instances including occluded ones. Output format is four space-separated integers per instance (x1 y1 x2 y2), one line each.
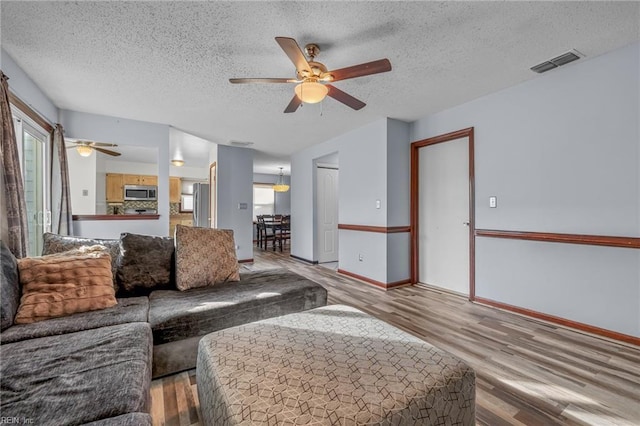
375 199 381 209
358 254 363 262
489 196 497 208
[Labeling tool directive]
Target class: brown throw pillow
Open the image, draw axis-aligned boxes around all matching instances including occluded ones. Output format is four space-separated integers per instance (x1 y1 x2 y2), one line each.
117 233 174 296
42 232 121 293
14 246 117 324
174 225 240 291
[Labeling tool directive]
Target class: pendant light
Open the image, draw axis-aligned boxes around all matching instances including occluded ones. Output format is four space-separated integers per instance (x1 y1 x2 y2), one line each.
76 145 93 157
273 167 290 193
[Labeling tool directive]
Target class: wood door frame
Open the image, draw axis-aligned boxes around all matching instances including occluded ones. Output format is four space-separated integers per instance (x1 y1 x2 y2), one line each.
410 127 476 300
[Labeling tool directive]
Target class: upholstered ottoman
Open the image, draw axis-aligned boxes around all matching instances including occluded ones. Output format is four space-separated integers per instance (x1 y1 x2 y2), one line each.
197 305 475 425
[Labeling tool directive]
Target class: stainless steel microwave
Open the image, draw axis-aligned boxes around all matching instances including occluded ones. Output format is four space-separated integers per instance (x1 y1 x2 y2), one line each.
124 185 157 201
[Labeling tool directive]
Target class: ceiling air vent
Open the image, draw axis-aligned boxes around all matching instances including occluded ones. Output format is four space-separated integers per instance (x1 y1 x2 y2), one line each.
531 50 583 74
230 140 254 147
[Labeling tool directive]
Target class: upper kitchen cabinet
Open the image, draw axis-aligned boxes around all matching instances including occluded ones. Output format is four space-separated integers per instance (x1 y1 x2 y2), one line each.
106 173 124 202
123 174 157 186
169 177 181 203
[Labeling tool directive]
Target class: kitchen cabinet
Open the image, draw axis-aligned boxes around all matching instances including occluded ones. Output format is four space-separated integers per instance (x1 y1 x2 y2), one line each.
169 215 193 236
123 174 157 185
105 173 124 202
169 177 181 203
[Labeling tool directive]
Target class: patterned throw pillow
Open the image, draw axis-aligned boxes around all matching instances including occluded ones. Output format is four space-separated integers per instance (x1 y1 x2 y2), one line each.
174 225 240 291
117 233 174 296
42 233 121 292
14 246 117 324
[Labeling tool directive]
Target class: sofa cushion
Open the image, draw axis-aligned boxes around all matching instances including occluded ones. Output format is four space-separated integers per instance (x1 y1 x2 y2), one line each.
42 232 121 292
174 225 240 291
149 268 328 345
0 296 149 344
0 322 152 426
117 233 174 296
0 240 20 331
14 246 117 324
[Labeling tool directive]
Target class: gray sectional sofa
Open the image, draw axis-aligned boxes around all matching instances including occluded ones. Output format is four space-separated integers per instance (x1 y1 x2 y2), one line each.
0 235 327 425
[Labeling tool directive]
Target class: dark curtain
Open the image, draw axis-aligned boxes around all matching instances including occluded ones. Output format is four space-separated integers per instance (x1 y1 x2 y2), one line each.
51 123 73 235
0 71 29 257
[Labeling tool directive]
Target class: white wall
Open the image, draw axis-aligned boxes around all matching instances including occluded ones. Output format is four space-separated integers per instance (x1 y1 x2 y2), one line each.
60 109 171 236
253 173 291 215
66 146 97 214
410 42 640 337
216 145 253 261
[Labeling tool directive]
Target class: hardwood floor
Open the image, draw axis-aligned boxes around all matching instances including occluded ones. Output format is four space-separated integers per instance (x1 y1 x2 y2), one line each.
151 249 640 425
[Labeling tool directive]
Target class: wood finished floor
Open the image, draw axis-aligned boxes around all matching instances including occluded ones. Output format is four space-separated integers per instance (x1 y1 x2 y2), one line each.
151 248 640 426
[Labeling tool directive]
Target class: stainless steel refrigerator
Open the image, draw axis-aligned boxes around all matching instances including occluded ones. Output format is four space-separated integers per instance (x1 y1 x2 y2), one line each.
192 183 210 227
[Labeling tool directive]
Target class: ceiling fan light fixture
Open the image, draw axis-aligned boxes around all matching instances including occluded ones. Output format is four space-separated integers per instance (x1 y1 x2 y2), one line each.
76 145 93 157
294 81 328 104
171 159 185 167
273 167 290 193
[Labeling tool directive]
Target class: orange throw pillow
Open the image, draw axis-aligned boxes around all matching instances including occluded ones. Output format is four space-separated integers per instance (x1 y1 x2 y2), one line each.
14 246 117 324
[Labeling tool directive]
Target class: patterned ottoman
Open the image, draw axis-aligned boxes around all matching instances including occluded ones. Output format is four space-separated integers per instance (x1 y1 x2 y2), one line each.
197 305 475 425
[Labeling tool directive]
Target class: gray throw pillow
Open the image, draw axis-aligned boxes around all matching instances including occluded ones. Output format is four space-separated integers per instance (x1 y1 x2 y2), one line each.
42 232 121 293
117 233 174 296
0 240 21 331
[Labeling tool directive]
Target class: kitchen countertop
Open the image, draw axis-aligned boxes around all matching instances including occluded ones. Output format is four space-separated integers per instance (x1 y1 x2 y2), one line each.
72 214 160 221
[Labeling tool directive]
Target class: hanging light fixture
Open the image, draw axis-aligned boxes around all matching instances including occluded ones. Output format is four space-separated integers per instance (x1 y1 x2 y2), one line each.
171 159 185 167
294 81 328 104
76 145 93 157
273 167 290 193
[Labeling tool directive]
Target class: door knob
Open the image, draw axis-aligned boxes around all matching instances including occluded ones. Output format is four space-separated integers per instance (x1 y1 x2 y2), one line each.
463 221 470 226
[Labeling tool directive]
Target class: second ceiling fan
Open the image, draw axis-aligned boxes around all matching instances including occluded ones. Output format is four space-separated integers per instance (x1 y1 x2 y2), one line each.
230 37 392 113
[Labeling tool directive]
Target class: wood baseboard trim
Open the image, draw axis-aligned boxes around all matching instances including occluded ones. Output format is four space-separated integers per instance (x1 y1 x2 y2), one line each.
337 269 411 291
338 224 411 234
237 258 253 264
474 296 640 346
476 229 640 249
289 254 318 265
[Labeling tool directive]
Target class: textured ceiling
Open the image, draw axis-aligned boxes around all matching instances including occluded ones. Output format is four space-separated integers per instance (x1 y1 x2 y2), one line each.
2 1 639 174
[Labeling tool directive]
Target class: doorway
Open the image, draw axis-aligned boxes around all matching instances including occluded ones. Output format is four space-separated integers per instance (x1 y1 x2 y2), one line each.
316 164 339 264
410 128 475 298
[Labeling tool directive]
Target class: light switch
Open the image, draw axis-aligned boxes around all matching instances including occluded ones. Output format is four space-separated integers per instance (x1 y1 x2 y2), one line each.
82 189 89 196
489 196 497 208
375 199 381 209
238 203 248 210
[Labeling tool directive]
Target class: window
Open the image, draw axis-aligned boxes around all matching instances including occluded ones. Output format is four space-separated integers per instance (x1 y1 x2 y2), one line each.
11 108 51 256
253 184 274 220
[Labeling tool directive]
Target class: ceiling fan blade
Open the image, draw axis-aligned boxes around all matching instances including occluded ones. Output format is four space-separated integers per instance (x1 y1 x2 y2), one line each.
89 142 118 147
229 78 298 84
327 59 392 82
284 95 303 113
275 37 311 74
326 85 366 110
94 147 121 157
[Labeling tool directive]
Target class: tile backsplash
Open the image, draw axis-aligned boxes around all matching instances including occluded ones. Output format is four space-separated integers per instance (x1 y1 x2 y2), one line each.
107 201 157 215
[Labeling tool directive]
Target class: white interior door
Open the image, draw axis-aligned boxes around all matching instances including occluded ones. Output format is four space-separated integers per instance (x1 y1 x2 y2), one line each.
316 167 338 263
418 137 470 295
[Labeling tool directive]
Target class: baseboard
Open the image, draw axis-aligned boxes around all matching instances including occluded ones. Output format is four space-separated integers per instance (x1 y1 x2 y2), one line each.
237 258 253 263
474 296 640 347
289 254 318 264
337 269 411 291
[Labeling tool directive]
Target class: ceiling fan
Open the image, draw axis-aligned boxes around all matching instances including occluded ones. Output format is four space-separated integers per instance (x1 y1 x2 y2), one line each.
66 139 121 157
230 37 392 113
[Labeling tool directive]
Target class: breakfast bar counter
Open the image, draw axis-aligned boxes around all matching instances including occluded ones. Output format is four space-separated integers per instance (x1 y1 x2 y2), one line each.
72 214 160 221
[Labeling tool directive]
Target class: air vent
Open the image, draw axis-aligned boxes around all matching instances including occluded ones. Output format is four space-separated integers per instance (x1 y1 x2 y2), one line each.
531 49 583 73
230 141 254 147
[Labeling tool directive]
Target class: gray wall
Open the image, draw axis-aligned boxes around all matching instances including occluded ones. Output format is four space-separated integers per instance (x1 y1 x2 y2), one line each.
216 145 253 261
60 109 171 236
291 118 411 284
410 42 639 337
